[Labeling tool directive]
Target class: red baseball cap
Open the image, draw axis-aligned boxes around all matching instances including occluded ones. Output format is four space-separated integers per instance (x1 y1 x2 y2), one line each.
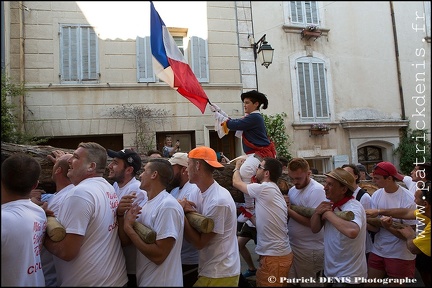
372 161 404 181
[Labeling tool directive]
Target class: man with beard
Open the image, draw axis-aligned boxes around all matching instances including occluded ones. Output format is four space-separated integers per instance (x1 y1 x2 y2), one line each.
107 148 147 287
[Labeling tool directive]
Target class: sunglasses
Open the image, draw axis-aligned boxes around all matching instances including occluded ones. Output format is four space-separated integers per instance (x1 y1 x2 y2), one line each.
258 164 267 170
373 164 391 176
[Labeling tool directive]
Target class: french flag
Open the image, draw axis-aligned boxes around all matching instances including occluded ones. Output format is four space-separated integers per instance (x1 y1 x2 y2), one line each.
150 1 209 114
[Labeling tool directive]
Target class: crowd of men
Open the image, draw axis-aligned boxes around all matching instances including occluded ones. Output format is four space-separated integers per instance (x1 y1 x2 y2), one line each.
1 142 430 287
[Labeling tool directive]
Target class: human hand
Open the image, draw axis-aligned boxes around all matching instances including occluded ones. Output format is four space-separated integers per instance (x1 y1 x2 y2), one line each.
47 150 68 164
235 158 245 170
30 189 46 206
380 216 393 229
117 192 138 216
178 198 197 213
315 201 332 217
398 225 416 240
123 203 142 229
283 195 290 208
40 202 55 217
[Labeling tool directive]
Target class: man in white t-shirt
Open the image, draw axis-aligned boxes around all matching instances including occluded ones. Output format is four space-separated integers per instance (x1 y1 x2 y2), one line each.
233 157 293 287
44 142 128 286
179 146 240 287
107 148 147 287
286 158 326 287
120 158 184 286
2 154 47 287
342 163 374 260
168 152 202 287
367 161 417 281
38 151 75 287
311 168 368 284
402 162 431 194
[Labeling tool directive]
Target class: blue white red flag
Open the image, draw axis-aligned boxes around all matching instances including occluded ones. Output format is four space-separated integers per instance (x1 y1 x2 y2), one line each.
150 1 209 114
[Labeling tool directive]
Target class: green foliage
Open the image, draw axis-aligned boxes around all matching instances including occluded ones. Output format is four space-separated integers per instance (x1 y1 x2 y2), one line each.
1 74 48 144
1 73 24 143
394 127 431 174
262 112 292 161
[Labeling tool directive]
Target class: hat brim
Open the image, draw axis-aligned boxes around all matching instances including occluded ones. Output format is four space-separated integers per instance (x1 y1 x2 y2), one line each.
107 149 121 158
204 159 224 169
325 172 356 192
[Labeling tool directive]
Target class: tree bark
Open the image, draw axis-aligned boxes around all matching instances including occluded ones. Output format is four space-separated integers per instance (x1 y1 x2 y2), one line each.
366 217 407 229
1 142 380 201
291 205 355 221
186 212 214 233
133 222 157 244
47 216 66 242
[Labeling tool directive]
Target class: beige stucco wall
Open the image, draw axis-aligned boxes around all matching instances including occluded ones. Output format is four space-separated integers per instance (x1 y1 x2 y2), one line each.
4 1 430 170
8 1 244 149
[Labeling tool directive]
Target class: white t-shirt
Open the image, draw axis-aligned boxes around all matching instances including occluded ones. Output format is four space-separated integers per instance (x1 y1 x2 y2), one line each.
197 181 240 278
135 191 184 286
370 185 417 260
2 199 47 287
287 178 327 249
171 181 202 265
41 184 75 286
247 181 292 256
353 186 373 254
403 175 418 194
323 199 368 278
113 177 147 275
54 177 128 286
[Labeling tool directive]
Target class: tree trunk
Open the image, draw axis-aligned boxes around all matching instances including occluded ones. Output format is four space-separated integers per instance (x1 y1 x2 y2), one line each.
186 212 214 233
133 222 157 244
366 217 407 229
291 205 354 221
0 142 380 202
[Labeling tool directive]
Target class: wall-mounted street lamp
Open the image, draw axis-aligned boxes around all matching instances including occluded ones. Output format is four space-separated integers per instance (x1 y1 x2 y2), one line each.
248 34 274 68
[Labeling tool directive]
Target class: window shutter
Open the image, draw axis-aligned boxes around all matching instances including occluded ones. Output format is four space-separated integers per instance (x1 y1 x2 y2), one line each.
81 27 98 81
297 58 329 121
313 63 329 118
190 36 209 83
136 36 155 82
61 26 79 81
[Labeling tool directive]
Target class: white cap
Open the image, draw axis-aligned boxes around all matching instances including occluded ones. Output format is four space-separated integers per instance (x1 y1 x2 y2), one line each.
168 152 188 167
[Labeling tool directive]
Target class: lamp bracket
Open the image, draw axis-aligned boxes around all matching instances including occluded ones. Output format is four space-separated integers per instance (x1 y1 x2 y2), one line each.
252 34 267 59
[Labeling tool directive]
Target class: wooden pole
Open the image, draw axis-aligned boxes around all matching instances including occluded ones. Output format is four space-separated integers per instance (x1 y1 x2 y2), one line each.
367 217 407 229
290 205 355 221
133 222 157 244
46 216 66 242
186 212 214 233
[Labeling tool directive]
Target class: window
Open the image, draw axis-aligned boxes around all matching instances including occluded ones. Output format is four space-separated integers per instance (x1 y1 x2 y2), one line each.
60 24 99 83
136 34 208 83
289 1 319 26
358 146 383 173
296 57 329 121
136 36 155 82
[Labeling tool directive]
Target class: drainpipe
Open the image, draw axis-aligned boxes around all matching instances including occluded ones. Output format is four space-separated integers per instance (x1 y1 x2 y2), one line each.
390 1 406 120
250 1 259 91
19 1 25 132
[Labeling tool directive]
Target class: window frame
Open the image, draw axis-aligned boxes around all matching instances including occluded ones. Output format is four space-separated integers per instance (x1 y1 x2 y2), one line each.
296 56 330 122
59 24 99 84
136 29 209 83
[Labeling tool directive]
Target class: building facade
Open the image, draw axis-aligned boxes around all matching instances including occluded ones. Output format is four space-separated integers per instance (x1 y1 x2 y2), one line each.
2 1 430 174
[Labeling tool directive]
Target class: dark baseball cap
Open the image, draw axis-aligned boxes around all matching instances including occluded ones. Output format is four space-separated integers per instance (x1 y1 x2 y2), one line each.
107 149 142 173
